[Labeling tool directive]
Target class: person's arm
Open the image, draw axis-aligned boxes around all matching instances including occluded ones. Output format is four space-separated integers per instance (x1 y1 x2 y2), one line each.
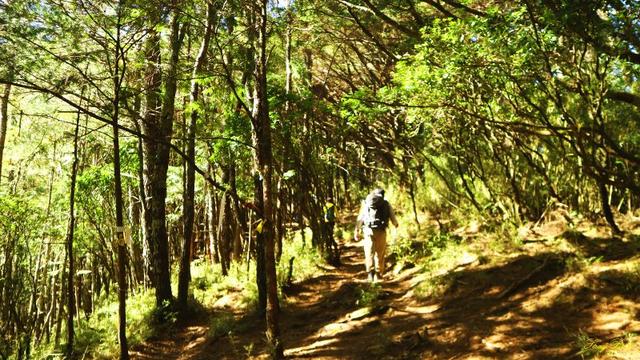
389 203 399 227
354 203 364 240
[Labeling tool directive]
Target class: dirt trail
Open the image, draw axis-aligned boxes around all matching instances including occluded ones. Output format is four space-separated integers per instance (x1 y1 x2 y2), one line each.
131 242 433 359
132 234 640 359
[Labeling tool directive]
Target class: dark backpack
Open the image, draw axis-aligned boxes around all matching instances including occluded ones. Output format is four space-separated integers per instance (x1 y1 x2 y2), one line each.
365 193 390 229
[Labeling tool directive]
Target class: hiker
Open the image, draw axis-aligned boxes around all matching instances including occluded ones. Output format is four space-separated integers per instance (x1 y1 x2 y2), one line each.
354 188 398 282
323 199 336 242
323 198 341 265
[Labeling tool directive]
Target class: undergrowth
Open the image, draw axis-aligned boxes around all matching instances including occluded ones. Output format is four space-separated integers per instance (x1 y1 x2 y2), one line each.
32 229 325 359
386 192 527 300
575 330 605 359
389 224 473 300
278 229 323 286
207 312 251 338
189 259 259 309
356 283 383 307
184 228 324 311
71 290 157 360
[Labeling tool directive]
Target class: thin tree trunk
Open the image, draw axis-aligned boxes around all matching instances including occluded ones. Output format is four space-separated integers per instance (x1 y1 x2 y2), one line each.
128 185 144 286
178 1 215 311
127 96 144 287
275 5 292 261
251 0 283 356
36 238 52 343
456 158 482 212
204 182 212 261
217 188 232 275
113 4 129 358
132 107 149 288
598 180 621 234
44 252 61 344
65 105 81 358
54 252 66 348
207 169 219 264
409 173 420 229
222 161 243 262
254 174 267 314
31 147 57 343
0 71 12 185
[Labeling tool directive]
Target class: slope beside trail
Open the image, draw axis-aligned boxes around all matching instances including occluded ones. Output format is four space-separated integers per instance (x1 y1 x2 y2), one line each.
132 226 640 359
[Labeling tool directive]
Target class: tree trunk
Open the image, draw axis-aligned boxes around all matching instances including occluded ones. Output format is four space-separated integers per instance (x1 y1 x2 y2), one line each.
31 148 57 344
141 12 164 301
274 177 284 262
598 180 621 234
132 111 149 288
207 167 220 264
254 174 267 315
274 4 292 261
177 0 215 312
409 173 420 229
0 72 12 185
64 106 81 358
217 188 232 275
141 3 182 308
54 252 66 348
113 4 129 358
251 0 283 356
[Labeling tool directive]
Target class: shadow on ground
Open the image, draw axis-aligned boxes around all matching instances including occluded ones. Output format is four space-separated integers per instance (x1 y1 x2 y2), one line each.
134 232 640 359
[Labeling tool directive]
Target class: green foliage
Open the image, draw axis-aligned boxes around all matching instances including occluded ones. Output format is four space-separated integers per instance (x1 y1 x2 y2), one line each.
0 196 50 352
390 224 464 265
597 263 640 293
340 89 389 129
277 232 323 286
243 342 255 358
73 291 156 359
355 283 382 307
564 255 603 274
575 330 605 359
620 263 640 292
187 259 258 310
414 272 457 300
208 312 238 338
388 1 640 222
385 200 485 301
485 222 522 255
605 332 639 359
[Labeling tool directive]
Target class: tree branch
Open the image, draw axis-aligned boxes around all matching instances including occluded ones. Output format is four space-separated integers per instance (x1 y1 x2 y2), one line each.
606 90 640 110
357 0 421 38
438 0 486 17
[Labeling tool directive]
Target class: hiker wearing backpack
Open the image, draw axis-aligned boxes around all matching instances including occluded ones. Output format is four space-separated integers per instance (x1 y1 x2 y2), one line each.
354 188 398 282
323 199 336 243
323 200 336 232
322 199 341 265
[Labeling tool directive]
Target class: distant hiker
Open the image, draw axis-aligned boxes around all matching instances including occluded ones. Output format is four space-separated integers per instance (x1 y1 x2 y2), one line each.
354 188 398 282
323 198 341 265
323 199 336 240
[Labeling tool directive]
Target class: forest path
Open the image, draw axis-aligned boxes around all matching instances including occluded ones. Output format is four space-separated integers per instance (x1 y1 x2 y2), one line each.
130 241 434 359
132 230 640 359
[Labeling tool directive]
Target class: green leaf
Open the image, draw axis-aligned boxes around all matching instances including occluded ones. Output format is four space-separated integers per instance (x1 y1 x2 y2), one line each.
282 170 296 180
